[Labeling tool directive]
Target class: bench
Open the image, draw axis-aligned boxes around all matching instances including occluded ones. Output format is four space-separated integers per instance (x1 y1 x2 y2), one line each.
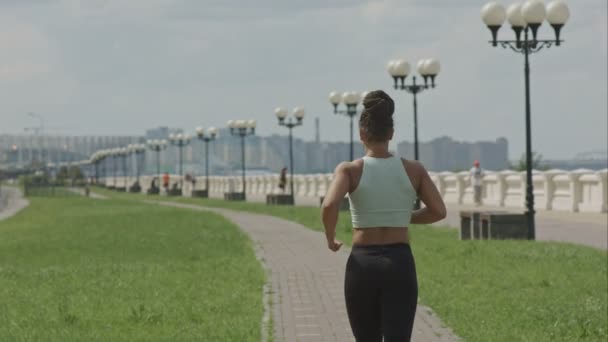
167 188 182 196
266 194 294 205
129 182 142 193
480 212 529 240
192 190 209 198
460 210 528 240
147 187 160 195
224 192 246 201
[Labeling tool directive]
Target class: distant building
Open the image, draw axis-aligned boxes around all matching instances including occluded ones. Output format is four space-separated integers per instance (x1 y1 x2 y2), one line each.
397 136 509 171
1 129 512 175
0 134 141 169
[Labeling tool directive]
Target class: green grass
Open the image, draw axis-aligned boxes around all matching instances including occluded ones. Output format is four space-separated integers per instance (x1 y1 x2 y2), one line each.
97 189 608 342
0 196 265 341
93 188 354 244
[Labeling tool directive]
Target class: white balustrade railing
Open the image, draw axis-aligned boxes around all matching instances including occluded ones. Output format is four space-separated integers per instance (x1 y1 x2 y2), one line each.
101 169 607 213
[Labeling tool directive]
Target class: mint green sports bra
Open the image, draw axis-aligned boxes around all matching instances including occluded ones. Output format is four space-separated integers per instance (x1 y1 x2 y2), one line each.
348 155 417 228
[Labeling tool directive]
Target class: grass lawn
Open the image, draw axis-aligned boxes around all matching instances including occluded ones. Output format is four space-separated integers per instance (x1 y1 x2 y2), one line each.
0 195 265 341
98 189 608 342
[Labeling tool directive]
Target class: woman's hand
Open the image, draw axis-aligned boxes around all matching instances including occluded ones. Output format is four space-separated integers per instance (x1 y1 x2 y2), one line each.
327 238 343 252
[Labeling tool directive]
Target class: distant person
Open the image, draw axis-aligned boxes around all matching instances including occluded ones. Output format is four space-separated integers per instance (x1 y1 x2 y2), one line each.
162 172 170 190
470 160 485 206
278 167 287 193
321 90 446 341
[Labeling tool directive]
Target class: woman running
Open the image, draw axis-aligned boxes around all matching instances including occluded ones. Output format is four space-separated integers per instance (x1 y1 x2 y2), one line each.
321 90 446 341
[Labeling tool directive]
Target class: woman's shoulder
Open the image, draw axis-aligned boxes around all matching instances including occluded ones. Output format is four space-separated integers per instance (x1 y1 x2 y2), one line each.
335 159 363 170
399 158 429 187
400 158 427 173
334 159 364 179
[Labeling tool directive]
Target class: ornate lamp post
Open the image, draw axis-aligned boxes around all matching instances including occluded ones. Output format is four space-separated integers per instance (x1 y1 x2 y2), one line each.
46 162 57 182
127 144 146 192
387 58 440 161
195 126 219 198
101 149 110 187
169 133 192 190
227 119 256 201
147 139 168 193
481 0 569 240
118 147 128 191
328 91 363 161
110 148 120 189
275 107 305 202
90 151 102 184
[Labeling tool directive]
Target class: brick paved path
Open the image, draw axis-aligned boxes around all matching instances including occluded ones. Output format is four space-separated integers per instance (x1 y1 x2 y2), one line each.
156 201 459 342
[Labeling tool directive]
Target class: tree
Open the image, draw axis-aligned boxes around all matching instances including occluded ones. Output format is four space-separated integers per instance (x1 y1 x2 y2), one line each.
512 152 549 171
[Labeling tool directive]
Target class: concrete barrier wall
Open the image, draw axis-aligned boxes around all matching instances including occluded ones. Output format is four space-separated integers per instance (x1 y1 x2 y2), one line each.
100 169 608 213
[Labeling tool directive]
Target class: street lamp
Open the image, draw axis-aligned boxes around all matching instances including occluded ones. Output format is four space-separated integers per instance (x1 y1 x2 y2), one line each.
110 148 120 189
275 107 305 201
387 58 440 162
481 0 569 240
46 162 57 181
227 119 256 200
169 133 192 189
195 126 219 198
90 151 102 184
119 147 128 191
128 144 146 192
147 139 168 194
101 149 110 187
328 91 362 161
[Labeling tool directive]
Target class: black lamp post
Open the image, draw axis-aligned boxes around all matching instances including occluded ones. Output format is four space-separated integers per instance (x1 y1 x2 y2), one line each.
481 0 569 240
169 133 192 189
91 151 102 185
387 58 440 162
228 119 256 200
329 91 363 161
101 150 109 187
147 139 168 192
128 143 146 192
46 162 56 182
111 148 119 188
119 147 128 191
196 126 219 197
275 107 305 201
387 58 440 210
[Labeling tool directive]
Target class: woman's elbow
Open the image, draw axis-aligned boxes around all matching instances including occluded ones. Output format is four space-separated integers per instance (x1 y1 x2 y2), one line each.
433 206 447 221
423 203 446 222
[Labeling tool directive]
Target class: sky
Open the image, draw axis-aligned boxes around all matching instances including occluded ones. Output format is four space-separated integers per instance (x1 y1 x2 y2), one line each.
0 0 606 160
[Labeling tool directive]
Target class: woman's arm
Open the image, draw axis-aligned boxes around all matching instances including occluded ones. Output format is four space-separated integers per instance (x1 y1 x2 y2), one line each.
410 163 447 224
321 162 350 252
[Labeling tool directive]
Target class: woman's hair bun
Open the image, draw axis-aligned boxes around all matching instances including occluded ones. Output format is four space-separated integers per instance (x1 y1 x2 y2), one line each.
362 90 394 117
359 90 395 142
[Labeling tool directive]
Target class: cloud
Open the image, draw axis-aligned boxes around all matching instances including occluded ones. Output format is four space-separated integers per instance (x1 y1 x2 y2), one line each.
0 0 605 159
0 0 57 6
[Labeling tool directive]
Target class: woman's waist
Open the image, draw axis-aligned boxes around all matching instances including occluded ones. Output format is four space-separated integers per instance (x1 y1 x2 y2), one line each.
350 209 412 227
352 227 410 246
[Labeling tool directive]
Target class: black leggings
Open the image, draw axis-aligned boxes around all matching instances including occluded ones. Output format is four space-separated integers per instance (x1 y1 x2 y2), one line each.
345 243 418 342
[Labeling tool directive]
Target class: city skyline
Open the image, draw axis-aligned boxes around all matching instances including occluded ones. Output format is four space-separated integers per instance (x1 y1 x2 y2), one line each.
0 1 606 160
2 127 605 166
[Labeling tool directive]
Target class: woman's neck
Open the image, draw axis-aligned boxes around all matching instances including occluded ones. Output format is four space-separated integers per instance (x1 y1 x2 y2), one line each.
365 143 391 158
